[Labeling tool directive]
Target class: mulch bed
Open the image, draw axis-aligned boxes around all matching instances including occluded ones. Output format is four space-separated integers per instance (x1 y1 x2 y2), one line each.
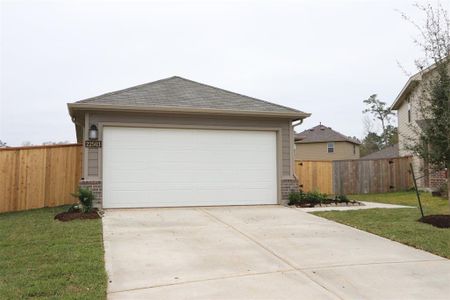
293 201 363 208
54 209 100 222
419 215 450 228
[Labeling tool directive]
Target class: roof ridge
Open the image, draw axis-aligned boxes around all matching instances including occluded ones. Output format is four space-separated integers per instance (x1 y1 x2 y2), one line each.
331 127 359 143
71 76 310 117
173 76 306 114
296 124 360 144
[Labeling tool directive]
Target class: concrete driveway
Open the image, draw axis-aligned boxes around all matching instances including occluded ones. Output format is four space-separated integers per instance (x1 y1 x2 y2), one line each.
103 206 450 300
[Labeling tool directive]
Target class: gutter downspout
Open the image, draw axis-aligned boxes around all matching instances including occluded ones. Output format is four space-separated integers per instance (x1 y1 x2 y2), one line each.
292 119 304 129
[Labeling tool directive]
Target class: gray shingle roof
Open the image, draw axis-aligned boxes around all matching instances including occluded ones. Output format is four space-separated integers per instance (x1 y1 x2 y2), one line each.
73 76 307 115
360 144 399 159
295 124 361 144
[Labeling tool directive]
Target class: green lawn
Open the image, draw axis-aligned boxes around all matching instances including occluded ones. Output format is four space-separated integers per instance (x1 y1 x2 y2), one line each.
313 191 450 259
0 206 107 299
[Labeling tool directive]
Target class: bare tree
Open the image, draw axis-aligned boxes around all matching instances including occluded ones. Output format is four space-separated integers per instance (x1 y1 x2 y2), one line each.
362 115 375 137
399 2 450 70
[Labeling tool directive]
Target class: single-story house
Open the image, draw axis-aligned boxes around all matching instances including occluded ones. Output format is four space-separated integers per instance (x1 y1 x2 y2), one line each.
68 76 310 208
294 124 360 161
360 144 399 160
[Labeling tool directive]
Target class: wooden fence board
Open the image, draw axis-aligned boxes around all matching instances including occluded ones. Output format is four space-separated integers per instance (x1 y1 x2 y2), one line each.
295 160 333 194
0 144 82 213
0 150 18 212
295 157 413 195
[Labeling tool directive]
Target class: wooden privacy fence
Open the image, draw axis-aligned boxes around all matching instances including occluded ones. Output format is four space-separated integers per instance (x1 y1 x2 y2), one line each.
294 157 413 195
0 144 82 213
294 160 333 194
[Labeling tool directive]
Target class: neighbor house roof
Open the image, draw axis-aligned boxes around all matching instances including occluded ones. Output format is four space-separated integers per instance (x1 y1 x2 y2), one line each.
68 76 310 119
295 124 361 145
360 144 399 160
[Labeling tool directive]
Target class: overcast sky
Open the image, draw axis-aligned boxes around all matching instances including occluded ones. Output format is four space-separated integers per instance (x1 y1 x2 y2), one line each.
1 0 447 146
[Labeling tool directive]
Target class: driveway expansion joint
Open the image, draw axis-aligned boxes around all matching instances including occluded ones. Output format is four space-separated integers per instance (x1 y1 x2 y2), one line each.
108 269 294 295
297 258 448 271
199 208 346 300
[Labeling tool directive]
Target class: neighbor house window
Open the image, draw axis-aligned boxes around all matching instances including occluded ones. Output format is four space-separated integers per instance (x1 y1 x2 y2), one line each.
407 98 411 123
327 142 334 153
353 144 356 154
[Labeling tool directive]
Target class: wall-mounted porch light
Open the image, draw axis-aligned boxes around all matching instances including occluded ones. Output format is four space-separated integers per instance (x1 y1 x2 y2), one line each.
89 125 98 140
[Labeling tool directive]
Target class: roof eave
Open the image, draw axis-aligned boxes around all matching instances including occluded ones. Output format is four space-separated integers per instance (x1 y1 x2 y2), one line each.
391 60 442 110
391 78 420 110
67 103 311 120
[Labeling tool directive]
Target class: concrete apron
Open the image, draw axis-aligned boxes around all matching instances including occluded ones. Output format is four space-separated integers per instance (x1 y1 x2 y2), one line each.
102 206 450 300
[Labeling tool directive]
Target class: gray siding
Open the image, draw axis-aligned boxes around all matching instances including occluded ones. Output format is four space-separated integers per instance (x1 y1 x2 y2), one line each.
83 111 293 179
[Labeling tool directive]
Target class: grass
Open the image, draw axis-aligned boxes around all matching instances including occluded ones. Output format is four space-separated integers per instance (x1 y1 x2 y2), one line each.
313 191 450 259
0 206 107 299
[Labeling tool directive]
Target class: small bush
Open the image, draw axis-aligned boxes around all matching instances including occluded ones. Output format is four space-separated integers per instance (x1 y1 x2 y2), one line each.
438 183 448 199
304 191 327 205
71 187 95 213
336 194 349 203
288 191 304 205
67 203 81 213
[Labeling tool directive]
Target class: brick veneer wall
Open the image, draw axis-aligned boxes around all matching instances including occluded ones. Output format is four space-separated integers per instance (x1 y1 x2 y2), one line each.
429 170 448 190
281 178 299 205
79 180 102 208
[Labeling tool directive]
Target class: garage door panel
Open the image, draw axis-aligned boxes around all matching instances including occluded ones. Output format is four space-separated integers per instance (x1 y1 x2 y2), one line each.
106 190 276 208
106 167 275 183
106 148 271 162
103 127 277 208
109 179 276 191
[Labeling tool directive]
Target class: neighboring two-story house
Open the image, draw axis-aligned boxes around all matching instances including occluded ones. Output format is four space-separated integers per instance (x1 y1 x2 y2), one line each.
391 63 449 190
294 124 360 161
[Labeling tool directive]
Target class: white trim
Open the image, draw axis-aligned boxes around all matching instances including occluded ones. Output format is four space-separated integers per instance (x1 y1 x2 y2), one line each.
68 103 310 120
82 113 89 179
102 126 278 207
327 142 335 153
98 122 283 205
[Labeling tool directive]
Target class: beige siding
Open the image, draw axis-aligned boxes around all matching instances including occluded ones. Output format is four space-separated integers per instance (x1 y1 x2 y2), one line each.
395 66 450 187
294 141 359 161
397 87 422 157
396 97 427 186
83 111 294 179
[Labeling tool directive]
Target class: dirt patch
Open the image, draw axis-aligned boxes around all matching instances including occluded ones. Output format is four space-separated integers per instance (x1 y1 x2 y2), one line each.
419 215 450 228
54 209 100 222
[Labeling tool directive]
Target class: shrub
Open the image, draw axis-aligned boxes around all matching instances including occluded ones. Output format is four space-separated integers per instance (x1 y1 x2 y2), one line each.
336 194 349 203
305 191 327 205
67 203 81 213
438 183 448 199
71 187 95 213
288 191 304 205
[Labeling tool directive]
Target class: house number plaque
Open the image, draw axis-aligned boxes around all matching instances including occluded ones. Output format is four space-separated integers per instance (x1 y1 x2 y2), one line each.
85 140 102 148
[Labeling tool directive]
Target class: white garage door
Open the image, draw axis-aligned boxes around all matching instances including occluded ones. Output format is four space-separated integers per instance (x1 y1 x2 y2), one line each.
102 127 278 208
